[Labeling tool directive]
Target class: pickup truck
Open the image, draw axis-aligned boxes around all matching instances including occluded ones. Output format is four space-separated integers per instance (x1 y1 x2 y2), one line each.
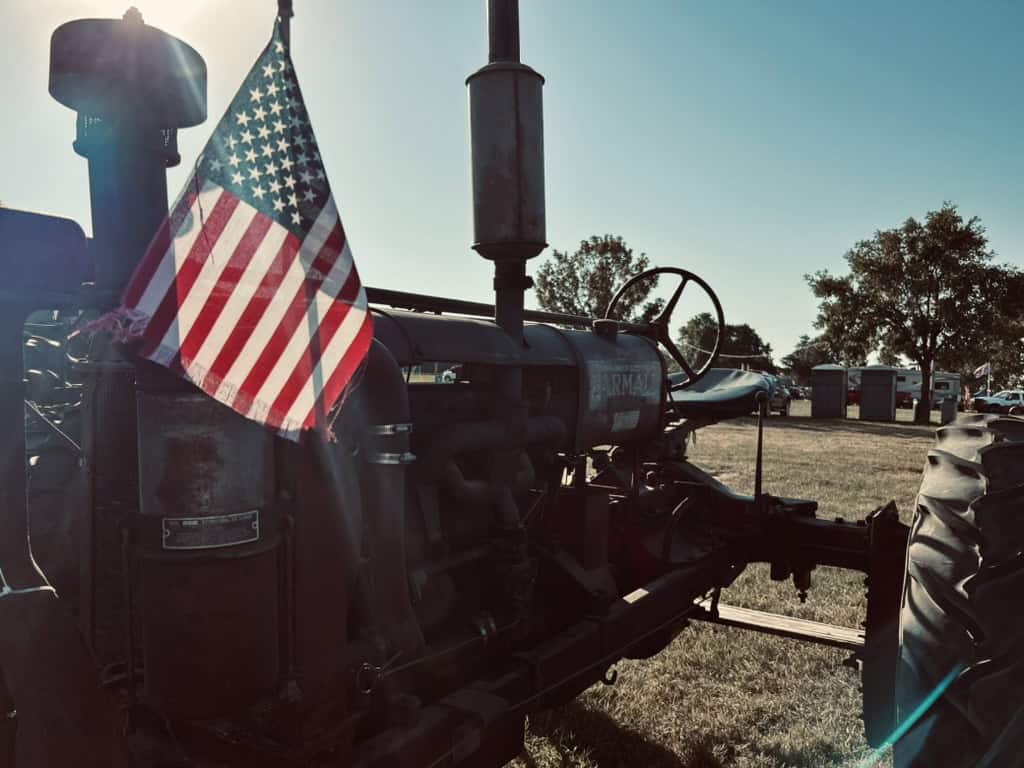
972 389 1024 414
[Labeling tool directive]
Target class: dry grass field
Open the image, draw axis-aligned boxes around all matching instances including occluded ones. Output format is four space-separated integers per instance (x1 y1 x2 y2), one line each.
514 399 942 768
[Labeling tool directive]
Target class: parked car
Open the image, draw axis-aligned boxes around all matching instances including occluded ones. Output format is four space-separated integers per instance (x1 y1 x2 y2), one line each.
967 388 990 410
895 390 914 409
972 390 1024 414
760 374 791 416
670 370 790 415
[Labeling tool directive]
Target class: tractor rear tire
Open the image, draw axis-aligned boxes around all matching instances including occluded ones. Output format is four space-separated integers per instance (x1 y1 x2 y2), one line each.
894 414 1024 767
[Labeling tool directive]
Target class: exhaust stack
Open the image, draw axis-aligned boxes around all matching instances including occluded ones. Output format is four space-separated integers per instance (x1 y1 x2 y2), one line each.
467 0 546 340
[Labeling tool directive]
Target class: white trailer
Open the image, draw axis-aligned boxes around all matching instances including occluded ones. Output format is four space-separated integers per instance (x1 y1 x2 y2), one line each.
849 368 960 406
932 371 962 405
892 369 960 405
896 370 922 397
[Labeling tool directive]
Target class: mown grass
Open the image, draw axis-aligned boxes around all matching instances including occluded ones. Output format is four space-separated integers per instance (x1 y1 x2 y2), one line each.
513 399 938 768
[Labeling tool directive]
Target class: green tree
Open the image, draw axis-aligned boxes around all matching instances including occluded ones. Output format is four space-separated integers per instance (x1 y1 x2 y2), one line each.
677 312 775 373
779 335 831 384
534 235 662 322
802 273 872 367
967 312 1024 390
877 348 904 367
807 203 1021 422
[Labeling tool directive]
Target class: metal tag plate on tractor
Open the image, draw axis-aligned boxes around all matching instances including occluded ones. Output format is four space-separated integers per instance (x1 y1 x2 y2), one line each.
162 510 260 551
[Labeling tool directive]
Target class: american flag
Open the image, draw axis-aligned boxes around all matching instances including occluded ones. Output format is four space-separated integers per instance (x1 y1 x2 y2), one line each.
114 19 372 440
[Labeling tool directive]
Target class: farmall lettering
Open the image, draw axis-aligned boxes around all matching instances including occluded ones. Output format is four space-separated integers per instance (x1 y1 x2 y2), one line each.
589 360 662 433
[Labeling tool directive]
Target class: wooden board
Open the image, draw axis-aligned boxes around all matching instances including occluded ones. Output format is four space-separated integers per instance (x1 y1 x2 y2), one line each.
693 598 865 652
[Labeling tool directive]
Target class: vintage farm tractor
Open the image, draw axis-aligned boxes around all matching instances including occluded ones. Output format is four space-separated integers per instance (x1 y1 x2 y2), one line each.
2 3 1021 767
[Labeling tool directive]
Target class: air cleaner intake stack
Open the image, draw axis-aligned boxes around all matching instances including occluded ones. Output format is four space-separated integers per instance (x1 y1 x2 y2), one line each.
48 9 208 668
49 7 207 301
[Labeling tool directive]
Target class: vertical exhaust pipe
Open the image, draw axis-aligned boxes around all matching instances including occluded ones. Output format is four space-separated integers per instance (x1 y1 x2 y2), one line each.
487 0 520 63
467 0 547 617
467 0 546 342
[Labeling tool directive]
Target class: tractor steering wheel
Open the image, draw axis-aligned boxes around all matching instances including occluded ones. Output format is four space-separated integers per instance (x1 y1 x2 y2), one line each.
604 267 725 389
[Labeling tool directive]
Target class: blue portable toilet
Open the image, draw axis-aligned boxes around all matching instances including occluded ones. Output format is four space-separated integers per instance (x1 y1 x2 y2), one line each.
811 364 847 419
860 366 897 421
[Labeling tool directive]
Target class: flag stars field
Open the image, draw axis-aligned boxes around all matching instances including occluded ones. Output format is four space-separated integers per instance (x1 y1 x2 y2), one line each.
203 44 327 234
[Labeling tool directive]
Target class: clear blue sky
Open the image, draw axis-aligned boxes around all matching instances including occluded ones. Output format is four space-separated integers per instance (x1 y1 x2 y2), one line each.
3 0 1022 360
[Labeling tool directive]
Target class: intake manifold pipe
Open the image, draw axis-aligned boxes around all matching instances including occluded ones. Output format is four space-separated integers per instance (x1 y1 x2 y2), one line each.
418 415 565 479
355 341 424 657
441 452 535 503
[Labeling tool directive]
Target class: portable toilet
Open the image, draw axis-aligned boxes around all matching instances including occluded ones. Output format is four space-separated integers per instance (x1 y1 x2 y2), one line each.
860 366 897 421
811 364 847 418
940 397 958 425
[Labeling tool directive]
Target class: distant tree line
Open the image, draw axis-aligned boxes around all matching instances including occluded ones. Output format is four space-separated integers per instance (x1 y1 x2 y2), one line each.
804 203 1024 421
534 235 663 323
676 313 775 374
534 235 778 375
530 207 1023 424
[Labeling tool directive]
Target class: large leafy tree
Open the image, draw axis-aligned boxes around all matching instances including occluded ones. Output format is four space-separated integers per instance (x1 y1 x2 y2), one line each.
534 235 662 322
967 312 1024 390
877 348 905 367
804 272 873 368
779 335 832 384
807 203 1022 421
677 312 775 373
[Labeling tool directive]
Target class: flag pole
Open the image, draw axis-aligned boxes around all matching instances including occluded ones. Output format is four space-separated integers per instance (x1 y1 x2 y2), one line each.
278 0 293 46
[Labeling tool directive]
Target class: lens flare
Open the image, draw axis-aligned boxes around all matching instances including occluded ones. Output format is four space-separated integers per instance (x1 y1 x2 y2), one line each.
859 663 964 768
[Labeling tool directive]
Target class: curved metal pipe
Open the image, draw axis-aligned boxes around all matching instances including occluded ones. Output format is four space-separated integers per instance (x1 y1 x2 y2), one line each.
310 432 364 587
441 452 535 503
355 342 425 655
420 415 565 477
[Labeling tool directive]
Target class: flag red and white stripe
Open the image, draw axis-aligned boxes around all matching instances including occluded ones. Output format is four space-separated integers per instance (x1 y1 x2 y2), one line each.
105 21 373 440
122 181 372 440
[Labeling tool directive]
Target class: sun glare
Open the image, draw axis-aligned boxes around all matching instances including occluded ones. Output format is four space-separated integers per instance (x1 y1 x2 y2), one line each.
69 0 209 28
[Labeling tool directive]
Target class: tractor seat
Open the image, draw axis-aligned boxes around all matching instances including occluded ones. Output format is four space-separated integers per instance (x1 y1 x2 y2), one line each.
667 368 771 420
